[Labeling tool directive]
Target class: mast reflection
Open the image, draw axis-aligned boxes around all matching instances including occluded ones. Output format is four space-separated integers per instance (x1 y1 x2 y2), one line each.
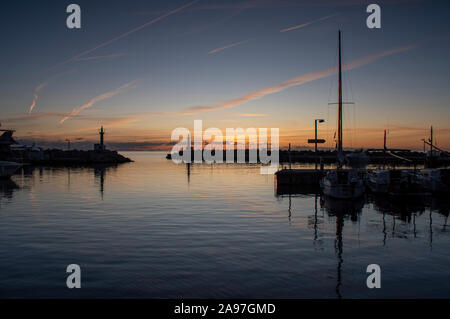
321 195 364 299
93 164 118 200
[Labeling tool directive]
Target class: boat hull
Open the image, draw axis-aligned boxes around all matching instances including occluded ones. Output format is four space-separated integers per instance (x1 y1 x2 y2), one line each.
320 169 365 199
321 182 364 199
0 161 21 179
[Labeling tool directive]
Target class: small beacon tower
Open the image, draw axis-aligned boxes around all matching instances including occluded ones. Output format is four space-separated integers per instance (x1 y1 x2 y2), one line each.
94 126 106 151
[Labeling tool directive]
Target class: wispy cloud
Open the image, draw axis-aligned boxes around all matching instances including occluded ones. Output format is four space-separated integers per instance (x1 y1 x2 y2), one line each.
6 112 78 123
208 39 251 54
236 113 269 117
181 44 416 114
73 53 124 62
195 0 421 10
60 80 139 124
28 82 48 114
47 0 198 71
280 14 338 33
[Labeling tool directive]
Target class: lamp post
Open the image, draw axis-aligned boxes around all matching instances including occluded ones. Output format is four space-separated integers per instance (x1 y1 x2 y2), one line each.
315 119 325 169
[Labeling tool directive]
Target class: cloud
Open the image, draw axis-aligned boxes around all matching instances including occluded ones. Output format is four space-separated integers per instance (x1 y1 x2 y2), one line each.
280 14 338 33
195 0 422 10
60 80 139 124
46 0 199 71
236 113 269 117
73 53 124 62
28 82 48 114
5 112 78 123
181 44 417 114
208 39 251 54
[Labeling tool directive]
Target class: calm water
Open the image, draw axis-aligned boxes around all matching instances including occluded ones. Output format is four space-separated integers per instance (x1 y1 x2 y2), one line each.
0 152 449 298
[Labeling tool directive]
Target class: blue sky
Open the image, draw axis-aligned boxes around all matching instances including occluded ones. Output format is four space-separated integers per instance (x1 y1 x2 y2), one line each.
0 0 449 150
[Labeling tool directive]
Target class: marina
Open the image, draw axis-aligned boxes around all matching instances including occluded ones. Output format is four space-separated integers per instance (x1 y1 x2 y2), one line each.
276 31 449 198
1 0 450 302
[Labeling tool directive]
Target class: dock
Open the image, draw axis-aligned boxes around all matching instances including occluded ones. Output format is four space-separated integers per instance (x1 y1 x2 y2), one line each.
275 169 328 195
275 169 328 186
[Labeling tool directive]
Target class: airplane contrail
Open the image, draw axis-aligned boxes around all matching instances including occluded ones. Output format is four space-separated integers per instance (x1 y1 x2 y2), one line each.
28 82 48 114
280 14 338 33
47 0 199 71
73 53 124 62
60 80 139 124
182 44 417 114
208 39 251 54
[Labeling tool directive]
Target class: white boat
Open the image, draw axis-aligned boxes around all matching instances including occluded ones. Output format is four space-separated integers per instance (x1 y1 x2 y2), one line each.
419 168 450 194
367 169 390 193
367 169 425 195
321 169 364 199
319 31 365 199
0 161 21 179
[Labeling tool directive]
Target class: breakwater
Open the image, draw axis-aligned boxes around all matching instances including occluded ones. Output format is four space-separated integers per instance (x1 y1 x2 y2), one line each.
9 149 132 165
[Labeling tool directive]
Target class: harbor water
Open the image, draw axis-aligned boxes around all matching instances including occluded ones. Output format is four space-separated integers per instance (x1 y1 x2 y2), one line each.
0 152 449 298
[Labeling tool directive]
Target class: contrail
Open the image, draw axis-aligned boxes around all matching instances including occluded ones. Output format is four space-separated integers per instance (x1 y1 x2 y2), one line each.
73 53 124 62
208 39 251 54
182 44 416 114
280 14 338 33
60 80 138 124
47 0 198 71
28 82 48 114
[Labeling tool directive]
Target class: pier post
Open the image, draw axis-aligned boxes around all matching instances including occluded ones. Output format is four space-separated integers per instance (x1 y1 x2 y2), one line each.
314 119 325 170
289 143 292 170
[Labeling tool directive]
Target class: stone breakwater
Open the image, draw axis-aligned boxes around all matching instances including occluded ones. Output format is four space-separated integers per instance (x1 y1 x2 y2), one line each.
10 149 132 165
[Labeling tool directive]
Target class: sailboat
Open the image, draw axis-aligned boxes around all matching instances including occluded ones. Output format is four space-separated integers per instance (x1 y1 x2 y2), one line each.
367 129 427 196
320 31 365 199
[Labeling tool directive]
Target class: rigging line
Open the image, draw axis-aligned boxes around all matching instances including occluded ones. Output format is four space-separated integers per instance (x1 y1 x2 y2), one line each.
352 103 356 149
327 40 339 104
326 105 330 148
327 37 339 150
347 72 356 149
342 45 357 149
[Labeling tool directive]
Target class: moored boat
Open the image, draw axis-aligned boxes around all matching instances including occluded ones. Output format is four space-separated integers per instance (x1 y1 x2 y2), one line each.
319 31 365 199
419 168 450 194
367 169 425 196
0 161 21 179
321 169 364 199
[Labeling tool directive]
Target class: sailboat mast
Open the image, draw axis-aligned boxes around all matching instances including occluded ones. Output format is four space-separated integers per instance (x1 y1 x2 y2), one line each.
338 30 343 155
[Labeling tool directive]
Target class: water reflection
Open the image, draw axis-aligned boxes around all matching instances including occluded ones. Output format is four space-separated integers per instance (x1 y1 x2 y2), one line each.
93 164 117 199
186 162 191 184
321 196 364 299
1 154 450 298
16 164 121 200
277 184 450 298
0 179 20 207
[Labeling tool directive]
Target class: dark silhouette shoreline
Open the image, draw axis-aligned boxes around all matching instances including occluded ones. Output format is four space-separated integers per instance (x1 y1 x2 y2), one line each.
166 149 449 166
8 148 132 165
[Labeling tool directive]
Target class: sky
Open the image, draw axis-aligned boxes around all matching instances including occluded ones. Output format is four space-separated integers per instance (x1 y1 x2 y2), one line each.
0 0 449 151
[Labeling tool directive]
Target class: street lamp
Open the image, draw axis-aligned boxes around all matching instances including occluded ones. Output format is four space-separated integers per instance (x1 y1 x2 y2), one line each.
315 119 325 169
